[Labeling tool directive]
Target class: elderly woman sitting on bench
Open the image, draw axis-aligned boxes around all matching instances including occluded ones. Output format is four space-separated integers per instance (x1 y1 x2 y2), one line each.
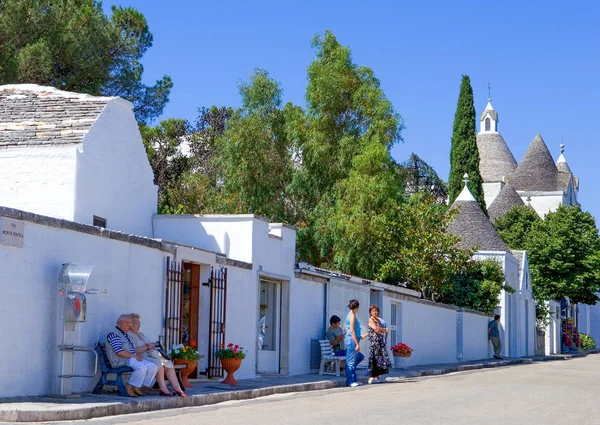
105 314 158 397
128 313 187 397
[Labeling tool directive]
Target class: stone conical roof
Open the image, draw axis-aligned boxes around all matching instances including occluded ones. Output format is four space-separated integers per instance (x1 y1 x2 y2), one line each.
447 185 510 252
477 132 518 182
487 183 525 224
509 133 560 191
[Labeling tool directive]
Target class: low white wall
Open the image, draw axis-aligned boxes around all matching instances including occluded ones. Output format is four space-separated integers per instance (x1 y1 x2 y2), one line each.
462 312 490 361
0 209 170 397
401 301 457 365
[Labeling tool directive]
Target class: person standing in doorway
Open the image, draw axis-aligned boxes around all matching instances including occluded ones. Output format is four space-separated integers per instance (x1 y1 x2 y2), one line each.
488 314 502 359
345 300 369 387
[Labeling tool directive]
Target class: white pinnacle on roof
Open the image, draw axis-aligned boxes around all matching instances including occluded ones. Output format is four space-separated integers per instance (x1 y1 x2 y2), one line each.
556 143 572 174
455 173 476 201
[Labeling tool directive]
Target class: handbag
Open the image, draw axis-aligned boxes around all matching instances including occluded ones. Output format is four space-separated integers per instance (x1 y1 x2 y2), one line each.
157 347 172 361
147 349 164 359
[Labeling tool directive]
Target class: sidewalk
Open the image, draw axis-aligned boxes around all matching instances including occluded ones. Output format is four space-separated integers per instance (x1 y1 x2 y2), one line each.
0 352 595 423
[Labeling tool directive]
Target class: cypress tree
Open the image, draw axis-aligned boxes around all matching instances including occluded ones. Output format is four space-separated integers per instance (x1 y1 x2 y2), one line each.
448 75 487 213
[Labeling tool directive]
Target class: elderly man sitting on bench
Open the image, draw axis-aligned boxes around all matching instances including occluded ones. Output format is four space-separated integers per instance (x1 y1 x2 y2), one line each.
105 314 158 397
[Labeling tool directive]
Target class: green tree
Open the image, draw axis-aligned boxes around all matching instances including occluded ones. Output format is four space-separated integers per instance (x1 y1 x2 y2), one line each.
0 1 171 123
140 119 189 213
495 205 541 250
527 206 600 305
216 69 296 222
294 30 405 266
440 258 512 315
448 75 486 212
398 153 448 204
312 142 405 278
377 194 474 300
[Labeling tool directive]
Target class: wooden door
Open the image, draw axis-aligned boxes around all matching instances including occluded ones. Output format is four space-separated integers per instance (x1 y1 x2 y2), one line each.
182 262 201 378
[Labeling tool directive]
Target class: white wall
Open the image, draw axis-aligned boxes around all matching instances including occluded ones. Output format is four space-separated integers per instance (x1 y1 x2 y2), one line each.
221 266 256 379
0 212 169 397
588 301 600 347
462 312 490 361
545 300 561 355
0 145 77 219
74 99 157 237
401 301 457 365
521 193 564 218
153 215 250 262
483 181 503 208
289 276 326 375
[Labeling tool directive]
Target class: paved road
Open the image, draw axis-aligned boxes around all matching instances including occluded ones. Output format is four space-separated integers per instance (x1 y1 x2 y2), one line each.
31 355 600 425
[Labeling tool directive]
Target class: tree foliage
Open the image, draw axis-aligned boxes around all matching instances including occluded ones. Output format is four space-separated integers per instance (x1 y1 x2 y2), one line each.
0 0 171 123
439 258 512 315
140 119 189 213
294 31 405 268
497 204 600 306
495 205 541 250
448 75 486 212
526 206 600 305
377 194 474 300
137 31 493 306
398 153 448 204
216 69 296 222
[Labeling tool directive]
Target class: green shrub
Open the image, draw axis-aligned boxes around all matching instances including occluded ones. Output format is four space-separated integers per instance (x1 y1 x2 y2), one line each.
580 333 596 350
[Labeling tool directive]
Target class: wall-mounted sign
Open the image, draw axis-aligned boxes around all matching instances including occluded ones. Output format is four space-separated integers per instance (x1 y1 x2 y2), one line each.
0 217 24 248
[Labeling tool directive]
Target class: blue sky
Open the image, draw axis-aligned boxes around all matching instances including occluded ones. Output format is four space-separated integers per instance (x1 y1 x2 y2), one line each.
106 1 600 219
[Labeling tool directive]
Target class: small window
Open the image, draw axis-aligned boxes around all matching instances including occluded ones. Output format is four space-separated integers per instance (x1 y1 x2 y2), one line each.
485 118 491 131
93 216 107 228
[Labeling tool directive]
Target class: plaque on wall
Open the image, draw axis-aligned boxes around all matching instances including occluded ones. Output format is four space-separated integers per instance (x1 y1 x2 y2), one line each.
0 217 24 248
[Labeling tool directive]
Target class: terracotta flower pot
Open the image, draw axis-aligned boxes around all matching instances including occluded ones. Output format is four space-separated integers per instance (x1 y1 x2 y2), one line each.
173 359 197 389
220 358 242 385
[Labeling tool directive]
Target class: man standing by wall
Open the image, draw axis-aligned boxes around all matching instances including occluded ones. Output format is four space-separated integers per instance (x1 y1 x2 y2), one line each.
489 314 502 359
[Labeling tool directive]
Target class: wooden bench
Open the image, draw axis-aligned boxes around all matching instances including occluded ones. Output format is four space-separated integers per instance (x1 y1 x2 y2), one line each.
93 342 185 397
318 339 345 376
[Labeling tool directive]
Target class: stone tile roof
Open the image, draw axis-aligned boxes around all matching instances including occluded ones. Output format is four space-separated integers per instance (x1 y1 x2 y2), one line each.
508 133 562 192
0 84 113 148
487 183 525 224
476 132 518 182
447 192 510 252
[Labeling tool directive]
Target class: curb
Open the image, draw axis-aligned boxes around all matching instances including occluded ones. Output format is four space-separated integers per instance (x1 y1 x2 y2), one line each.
2 352 597 422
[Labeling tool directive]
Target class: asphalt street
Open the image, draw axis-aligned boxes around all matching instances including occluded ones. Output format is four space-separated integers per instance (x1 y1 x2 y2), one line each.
22 355 600 425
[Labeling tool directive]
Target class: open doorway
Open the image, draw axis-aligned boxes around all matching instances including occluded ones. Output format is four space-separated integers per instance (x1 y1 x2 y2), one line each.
257 278 282 373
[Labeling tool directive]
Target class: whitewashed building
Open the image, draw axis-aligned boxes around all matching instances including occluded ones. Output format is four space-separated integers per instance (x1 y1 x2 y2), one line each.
447 181 537 357
0 85 158 236
0 85 549 399
476 98 579 218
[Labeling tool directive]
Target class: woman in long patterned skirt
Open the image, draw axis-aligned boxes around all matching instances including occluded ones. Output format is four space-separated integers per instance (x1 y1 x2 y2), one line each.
367 304 392 384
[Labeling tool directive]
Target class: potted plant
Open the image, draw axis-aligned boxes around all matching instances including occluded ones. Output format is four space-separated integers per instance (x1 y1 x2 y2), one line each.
170 341 202 388
215 343 246 385
391 342 414 369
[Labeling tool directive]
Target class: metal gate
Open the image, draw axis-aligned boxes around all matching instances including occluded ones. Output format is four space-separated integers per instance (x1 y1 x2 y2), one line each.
164 257 183 351
208 267 227 378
